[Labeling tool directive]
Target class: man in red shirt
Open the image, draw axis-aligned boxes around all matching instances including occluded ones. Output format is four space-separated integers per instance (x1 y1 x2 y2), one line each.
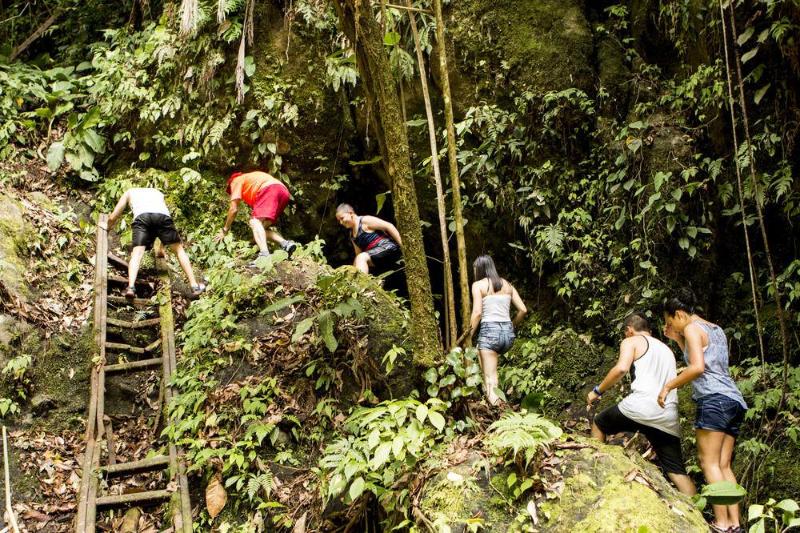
215 171 298 259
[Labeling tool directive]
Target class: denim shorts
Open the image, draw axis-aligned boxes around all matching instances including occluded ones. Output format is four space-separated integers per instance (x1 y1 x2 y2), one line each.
695 393 746 436
476 321 515 355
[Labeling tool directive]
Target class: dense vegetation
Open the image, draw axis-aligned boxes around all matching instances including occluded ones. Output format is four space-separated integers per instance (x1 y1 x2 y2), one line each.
1 0 800 531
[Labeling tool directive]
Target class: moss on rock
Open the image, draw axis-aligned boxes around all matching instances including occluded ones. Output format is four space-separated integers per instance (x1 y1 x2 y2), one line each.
448 0 594 103
0 193 32 303
419 438 707 532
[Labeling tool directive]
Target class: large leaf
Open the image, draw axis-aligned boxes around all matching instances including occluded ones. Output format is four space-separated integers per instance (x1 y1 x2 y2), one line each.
349 476 365 501
701 481 746 505
205 474 227 519
262 295 305 315
292 317 315 343
46 142 65 172
318 310 338 352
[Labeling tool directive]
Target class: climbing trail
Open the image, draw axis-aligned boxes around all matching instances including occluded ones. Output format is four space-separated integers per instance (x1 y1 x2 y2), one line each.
74 214 191 532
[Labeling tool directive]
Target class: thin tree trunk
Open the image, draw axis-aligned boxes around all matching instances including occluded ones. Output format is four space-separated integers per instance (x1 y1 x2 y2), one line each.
432 0 471 341
10 9 61 61
406 0 457 348
333 0 442 366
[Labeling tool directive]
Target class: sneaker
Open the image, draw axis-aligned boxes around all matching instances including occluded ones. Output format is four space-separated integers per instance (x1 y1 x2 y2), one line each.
249 251 271 267
124 286 136 299
191 284 206 297
281 240 298 256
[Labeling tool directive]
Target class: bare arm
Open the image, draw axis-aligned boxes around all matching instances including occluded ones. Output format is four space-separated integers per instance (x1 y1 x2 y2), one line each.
351 241 362 264
215 200 240 241
588 336 639 404
469 282 483 335
510 286 527 326
105 190 130 229
658 324 705 407
364 216 402 246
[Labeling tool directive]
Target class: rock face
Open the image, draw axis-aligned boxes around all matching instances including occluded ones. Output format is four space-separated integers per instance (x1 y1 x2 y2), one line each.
0 193 31 305
419 438 707 533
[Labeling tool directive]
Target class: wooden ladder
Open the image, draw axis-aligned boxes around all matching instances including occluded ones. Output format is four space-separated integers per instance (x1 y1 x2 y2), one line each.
75 214 192 532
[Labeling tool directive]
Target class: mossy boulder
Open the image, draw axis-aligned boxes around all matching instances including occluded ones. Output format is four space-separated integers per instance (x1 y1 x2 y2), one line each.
448 0 594 103
419 438 707 532
0 192 32 304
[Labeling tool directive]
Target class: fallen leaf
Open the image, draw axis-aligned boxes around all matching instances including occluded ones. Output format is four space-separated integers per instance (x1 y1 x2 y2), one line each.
206 474 227 519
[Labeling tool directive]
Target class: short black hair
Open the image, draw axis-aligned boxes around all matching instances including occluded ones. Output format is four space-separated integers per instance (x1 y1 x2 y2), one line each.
663 288 697 317
622 312 651 333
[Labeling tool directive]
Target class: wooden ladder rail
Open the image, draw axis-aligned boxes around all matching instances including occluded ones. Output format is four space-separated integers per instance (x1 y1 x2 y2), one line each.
76 222 192 532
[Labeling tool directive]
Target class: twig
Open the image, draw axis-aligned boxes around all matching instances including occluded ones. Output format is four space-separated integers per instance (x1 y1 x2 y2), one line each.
2 426 21 533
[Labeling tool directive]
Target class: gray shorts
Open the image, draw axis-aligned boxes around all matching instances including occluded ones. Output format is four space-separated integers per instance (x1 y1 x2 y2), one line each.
476 321 515 354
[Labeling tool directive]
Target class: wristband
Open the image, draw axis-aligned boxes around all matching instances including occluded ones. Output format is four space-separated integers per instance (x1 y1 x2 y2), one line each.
592 385 603 396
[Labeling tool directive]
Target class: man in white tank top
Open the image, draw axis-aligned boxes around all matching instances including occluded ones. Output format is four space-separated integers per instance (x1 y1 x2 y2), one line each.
101 188 205 298
586 312 696 496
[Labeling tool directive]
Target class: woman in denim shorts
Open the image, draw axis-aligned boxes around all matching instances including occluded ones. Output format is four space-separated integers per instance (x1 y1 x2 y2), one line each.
469 255 527 405
658 288 748 533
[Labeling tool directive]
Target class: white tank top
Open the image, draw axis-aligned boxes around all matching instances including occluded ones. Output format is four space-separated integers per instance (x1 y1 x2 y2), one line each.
482 294 512 323
129 188 170 218
618 335 681 437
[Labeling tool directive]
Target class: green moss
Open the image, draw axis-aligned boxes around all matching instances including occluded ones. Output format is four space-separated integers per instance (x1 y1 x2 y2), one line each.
449 0 594 100
0 193 32 302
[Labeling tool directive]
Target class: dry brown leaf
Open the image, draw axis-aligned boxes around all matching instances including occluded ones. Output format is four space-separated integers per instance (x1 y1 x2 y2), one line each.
292 511 307 533
206 474 227 519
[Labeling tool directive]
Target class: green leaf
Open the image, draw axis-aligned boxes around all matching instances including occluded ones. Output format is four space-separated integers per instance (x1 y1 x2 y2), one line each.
428 411 446 431
775 499 800 514
292 317 315 343
753 84 770 105
736 26 754 46
262 295 304 315
415 404 429 423
700 481 746 505
741 47 759 64
423 368 438 384
375 191 391 214
349 477 365 501
372 442 392 468
748 504 764 521
383 31 401 46
244 56 256 77
318 311 338 352
46 142 65 172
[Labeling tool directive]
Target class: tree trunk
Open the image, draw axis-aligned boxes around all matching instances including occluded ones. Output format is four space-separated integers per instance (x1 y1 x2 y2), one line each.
406 0 457 348
333 0 442 366
432 0 471 341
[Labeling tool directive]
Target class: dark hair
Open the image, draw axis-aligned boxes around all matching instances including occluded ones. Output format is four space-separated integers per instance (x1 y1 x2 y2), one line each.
663 288 697 317
473 255 503 292
336 203 355 215
622 312 651 333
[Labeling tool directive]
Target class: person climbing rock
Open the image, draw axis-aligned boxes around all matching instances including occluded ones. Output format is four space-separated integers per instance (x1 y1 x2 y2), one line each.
335 203 402 275
587 312 696 497
216 170 298 260
660 289 748 533
101 187 205 298
469 255 526 405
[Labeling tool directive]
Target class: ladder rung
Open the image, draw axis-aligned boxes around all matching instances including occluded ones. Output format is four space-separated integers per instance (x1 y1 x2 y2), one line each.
107 317 162 329
108 274 151 286
105 339 161 354
96 489 172 507
104 357 163 373
108 295 157 307
107 252 129 270
103 455 169 475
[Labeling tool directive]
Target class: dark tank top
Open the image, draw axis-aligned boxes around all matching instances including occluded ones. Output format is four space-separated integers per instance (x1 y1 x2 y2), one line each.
352 217 394 251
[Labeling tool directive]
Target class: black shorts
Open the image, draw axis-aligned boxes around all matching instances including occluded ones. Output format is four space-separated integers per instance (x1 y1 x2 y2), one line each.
367 241 401 271
132 213 181 250
594 404 687 475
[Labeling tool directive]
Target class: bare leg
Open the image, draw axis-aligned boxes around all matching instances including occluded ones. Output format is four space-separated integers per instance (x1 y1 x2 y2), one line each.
248 218 269 254
168 243 199 287
591 422 606 442
697 429 730 528
262 219 287 247
720 434 740 526
354 252 371 274
128 246 147 288
667 473 697 496
479 348 500 405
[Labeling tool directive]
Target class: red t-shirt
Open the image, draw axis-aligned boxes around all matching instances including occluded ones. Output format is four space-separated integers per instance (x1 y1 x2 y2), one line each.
230 171 274 206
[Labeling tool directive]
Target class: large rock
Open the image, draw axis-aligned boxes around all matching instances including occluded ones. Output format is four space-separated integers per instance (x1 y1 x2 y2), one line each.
448 0 594 102
0 193 31 304
419 438 707 532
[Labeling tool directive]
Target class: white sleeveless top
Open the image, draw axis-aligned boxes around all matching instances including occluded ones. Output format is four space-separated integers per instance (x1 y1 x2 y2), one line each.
482 294 512 323
618 335 681 437
129 188 170 218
